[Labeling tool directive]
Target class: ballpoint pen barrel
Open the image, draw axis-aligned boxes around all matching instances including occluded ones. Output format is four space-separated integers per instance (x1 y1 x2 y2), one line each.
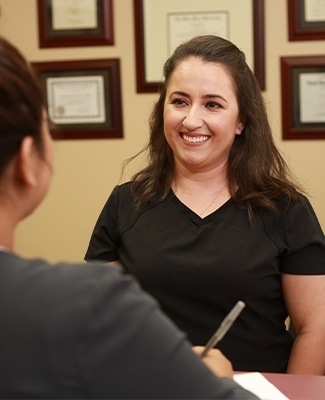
200 301 245 358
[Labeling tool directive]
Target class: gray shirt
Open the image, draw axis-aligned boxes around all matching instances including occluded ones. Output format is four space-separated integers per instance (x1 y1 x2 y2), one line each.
0 251 257 399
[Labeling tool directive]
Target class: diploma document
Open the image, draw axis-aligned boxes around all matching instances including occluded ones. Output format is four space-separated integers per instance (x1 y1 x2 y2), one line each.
299 72 325 123
304 0 325 22
51 0 97 30
46 75 106 125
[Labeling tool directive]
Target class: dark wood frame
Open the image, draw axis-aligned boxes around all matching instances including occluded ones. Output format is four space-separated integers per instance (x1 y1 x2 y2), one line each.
281 55 325 140
133 0 265 92
37 0 114 48
31 59 123 140
288 0 325 41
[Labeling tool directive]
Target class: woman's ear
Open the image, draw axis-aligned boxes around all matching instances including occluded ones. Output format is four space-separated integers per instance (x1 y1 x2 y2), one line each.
17 136 39 187
235 122 244 135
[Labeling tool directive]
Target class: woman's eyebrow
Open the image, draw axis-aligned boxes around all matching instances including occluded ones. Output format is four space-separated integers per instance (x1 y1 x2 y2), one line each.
203 94 228 103
168 90 189 97
169 91 228 103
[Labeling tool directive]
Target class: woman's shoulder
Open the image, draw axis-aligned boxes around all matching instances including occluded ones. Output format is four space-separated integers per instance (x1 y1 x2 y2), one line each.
257 193 311 216
113 181 160 212
105 182 133 206
112 181 132 196
275 193 316 219
256 193 322 236
108 182 154 224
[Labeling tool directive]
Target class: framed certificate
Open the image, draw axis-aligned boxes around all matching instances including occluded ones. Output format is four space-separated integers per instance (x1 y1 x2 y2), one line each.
37 0 114 47
288 0 325 40
281 55 325 140
133 0 265 92
31 59 123 140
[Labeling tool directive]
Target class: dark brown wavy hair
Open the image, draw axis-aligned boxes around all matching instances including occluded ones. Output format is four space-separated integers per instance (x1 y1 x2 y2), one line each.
0 37 44 178
125 35 302 218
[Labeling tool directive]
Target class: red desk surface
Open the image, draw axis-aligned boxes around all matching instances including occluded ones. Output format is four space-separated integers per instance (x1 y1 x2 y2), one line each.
263 373 325 400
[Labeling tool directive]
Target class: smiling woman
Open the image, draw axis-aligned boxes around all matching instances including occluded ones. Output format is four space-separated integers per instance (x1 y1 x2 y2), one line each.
163 57 244 198
85 35 325 375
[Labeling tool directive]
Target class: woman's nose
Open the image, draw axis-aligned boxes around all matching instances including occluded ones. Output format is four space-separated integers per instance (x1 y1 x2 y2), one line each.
181 107 204 130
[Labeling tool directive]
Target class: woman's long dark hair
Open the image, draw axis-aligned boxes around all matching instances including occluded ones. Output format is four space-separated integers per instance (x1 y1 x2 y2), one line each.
125 35 302 218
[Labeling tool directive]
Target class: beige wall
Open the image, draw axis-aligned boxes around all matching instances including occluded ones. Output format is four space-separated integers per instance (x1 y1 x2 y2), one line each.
1 0 324 263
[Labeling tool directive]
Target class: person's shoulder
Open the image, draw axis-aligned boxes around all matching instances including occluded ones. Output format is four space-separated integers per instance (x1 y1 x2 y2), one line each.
118 181 132 190
256 193 308 216
52 259 127 290
273 193 316 218
112 181 131 195
5 252 127 296
107 181 156 220
99 182 134 217
0 253 139 327
255 193 319 235
108 182 133 204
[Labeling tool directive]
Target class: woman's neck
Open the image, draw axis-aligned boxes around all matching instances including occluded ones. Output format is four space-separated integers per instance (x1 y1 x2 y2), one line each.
173 157 228 183
172 164 228 193
171 165 231 218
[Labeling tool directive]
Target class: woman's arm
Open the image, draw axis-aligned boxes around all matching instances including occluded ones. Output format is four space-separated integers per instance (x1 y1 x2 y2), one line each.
283 273 325 375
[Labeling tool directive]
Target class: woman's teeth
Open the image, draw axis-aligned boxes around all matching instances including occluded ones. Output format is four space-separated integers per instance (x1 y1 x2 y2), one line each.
182 134 209 143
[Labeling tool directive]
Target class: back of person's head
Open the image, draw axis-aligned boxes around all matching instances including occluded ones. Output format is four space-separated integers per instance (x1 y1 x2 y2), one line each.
0 37 44 177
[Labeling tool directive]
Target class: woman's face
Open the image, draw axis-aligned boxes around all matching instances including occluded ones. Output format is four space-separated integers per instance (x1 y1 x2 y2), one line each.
164 57 244 173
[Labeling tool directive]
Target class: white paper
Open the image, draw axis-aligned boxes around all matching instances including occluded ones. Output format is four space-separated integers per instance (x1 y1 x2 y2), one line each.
46 75 106 124
52 0 97 30
168 12 229 55
304 0 325 22
299 72 325 123
143 0 253 83
234 372 289 400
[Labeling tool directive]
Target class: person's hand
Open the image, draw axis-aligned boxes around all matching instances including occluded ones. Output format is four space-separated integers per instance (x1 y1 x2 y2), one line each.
107 260 123 268
192 346 233 378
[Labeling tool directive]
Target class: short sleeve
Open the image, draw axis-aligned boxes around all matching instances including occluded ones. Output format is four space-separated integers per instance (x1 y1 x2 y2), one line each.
279 197 325 274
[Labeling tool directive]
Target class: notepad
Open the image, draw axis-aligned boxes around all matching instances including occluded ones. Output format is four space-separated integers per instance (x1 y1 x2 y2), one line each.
234 372 289 400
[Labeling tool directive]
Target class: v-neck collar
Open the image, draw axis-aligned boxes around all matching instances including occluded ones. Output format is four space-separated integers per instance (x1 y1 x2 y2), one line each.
169 189 233 225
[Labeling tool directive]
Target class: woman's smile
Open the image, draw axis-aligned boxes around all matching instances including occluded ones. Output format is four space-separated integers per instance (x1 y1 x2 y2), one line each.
181 133 210 144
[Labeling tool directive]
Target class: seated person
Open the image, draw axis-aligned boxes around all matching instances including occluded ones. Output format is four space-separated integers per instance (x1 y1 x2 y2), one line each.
85 35 325 374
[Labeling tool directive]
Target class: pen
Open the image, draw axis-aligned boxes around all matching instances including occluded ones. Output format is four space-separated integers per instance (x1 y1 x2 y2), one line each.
200 300 245 358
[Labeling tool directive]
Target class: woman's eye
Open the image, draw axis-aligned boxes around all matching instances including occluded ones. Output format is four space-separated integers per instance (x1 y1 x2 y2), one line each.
206 101 221 109
171 98 187 106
